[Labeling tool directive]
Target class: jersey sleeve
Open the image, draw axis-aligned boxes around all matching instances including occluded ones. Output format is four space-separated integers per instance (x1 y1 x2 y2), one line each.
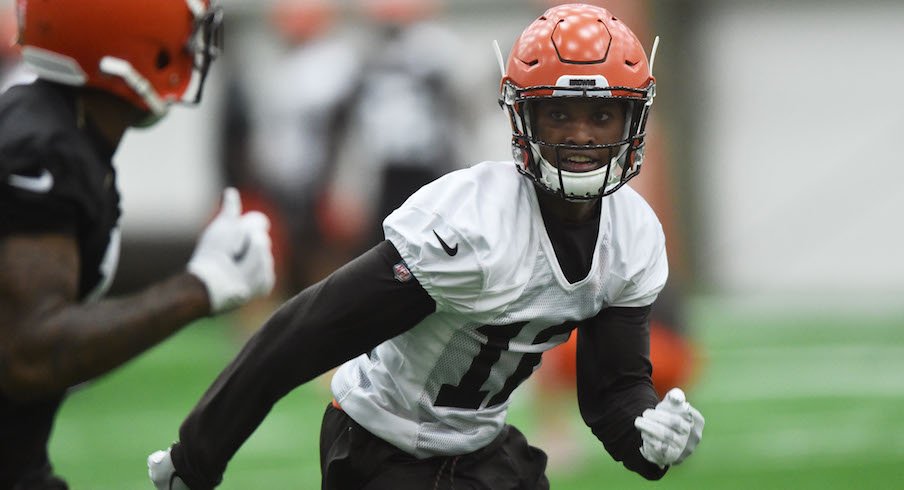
0 86 107 237
1 148 79 236
383 204 486 314
612 229 667 307
383 163 536 318
608 196 669 308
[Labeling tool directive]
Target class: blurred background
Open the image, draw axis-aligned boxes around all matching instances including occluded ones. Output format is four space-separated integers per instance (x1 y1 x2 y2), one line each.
3 0 903 488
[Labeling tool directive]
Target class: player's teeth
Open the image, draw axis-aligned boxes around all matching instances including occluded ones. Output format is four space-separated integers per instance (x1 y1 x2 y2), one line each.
568 156 591 163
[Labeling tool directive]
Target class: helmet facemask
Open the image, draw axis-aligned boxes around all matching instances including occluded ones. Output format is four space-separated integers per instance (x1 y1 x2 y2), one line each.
184 6 224 107
502 80 655 201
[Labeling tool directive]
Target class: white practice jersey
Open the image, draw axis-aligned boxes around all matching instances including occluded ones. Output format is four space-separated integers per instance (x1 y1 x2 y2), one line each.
331 161 667 458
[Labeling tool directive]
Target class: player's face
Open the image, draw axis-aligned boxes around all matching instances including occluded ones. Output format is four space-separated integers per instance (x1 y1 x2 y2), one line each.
532 98 627 173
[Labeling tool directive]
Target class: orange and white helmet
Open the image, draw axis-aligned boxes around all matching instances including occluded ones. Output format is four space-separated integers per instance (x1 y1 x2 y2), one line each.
500 3 656 200
16 0 222 117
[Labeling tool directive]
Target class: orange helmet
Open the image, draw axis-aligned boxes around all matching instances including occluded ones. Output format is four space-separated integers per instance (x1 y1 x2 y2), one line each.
16 0 223 117
500 3 656 200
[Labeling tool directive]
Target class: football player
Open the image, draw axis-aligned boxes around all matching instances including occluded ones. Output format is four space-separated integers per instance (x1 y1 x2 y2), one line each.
243 0 361 293
0 1 275 488
352 0 467 250
148 4 704 489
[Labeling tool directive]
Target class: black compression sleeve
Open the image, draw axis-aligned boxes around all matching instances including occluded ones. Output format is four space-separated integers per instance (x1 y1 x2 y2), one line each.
575 305 668 480
172 241 436 489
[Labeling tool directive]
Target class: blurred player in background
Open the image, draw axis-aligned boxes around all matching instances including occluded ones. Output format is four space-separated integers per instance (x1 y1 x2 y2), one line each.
149 4 704 489
0 1 275 488
238 0 469 294
239 0 362 294
340 0 468 249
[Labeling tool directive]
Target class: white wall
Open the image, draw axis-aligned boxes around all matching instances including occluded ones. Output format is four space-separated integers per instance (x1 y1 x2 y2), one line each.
695 2 904 305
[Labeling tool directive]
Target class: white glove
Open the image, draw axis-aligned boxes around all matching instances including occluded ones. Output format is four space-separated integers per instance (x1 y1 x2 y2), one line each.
634 387 704 468
148 448 190 490
187 187 276 313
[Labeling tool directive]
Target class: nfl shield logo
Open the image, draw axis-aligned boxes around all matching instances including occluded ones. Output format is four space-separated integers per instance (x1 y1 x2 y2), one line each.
392 261 412 283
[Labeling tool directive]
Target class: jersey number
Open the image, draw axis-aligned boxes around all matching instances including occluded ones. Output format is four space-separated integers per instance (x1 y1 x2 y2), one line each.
434 322 573 410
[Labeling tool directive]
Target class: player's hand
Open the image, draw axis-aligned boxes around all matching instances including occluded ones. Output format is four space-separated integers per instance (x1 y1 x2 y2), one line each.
187 187 275 314
634 387 704 468
148 447 190 490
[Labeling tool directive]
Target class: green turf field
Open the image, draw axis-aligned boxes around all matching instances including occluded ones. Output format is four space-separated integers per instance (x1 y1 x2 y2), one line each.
49 299 904 489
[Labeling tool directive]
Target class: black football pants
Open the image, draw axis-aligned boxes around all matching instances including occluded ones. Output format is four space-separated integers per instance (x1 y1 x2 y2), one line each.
319 404 550 490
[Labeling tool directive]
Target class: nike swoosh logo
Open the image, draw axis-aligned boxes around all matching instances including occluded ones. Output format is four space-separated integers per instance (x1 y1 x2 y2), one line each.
7 169 54 193
432 230 458 256
232 236 251 262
